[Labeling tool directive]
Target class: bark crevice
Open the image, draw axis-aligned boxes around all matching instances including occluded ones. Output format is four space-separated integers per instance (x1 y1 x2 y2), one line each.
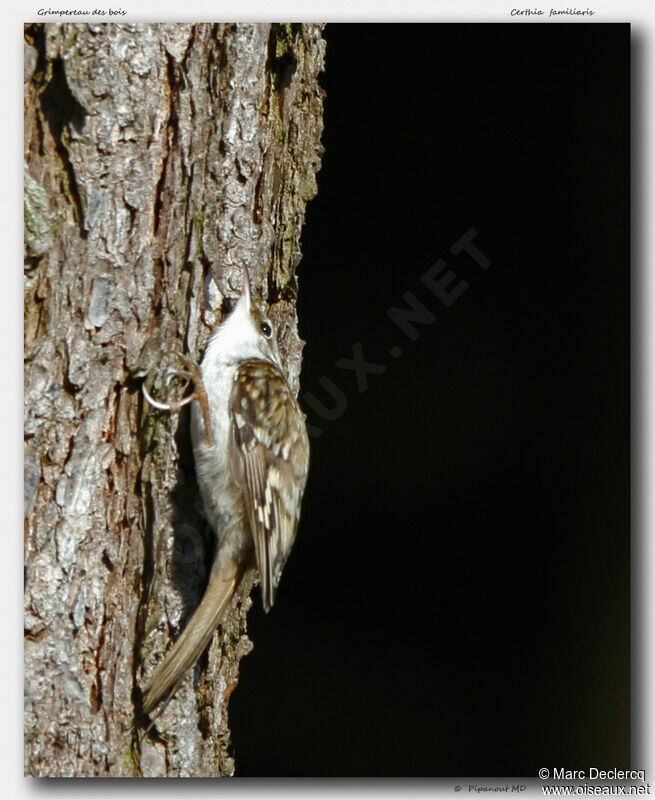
24 22 324 777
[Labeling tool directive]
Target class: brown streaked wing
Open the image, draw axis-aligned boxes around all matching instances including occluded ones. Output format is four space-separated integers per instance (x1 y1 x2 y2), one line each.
230 359 309 611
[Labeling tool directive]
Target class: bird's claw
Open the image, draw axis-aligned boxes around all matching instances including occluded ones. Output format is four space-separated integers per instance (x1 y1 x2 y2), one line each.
141 354 214 443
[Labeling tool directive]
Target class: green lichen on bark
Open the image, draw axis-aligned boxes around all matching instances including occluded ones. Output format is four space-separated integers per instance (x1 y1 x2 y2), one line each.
24 163 54 257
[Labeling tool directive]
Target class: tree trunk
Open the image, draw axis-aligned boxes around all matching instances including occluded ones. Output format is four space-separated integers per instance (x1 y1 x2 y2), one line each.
24 22 324 778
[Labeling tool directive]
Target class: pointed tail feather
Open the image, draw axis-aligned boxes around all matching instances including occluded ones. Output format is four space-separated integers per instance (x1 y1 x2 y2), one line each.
143 561 241 714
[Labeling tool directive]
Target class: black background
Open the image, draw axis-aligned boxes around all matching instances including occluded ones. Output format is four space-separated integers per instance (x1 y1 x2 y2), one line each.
230 23 630 777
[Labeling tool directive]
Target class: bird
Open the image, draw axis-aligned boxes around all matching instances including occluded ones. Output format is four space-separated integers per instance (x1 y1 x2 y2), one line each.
141 267 310 715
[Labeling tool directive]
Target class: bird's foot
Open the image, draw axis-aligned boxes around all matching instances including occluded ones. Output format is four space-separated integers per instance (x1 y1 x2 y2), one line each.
141 353 214 443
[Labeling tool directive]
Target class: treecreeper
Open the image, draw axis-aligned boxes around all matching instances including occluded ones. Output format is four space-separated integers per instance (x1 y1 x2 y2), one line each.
142 267 310 714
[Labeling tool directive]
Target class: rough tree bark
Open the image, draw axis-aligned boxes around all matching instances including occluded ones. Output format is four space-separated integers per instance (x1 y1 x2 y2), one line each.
24 22 324 777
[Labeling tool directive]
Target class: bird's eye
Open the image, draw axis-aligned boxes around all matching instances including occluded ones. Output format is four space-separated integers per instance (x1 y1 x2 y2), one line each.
260 322 272 338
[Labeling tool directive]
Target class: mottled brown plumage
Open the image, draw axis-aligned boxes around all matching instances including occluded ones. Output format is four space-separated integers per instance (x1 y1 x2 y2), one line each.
232 360 310 611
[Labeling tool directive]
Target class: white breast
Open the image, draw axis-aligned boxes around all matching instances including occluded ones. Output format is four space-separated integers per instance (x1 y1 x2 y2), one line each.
190 340 240 538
